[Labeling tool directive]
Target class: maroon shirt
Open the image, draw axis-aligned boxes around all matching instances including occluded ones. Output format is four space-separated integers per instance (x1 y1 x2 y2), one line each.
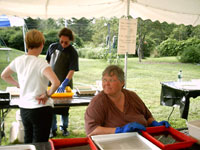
84 89 153 135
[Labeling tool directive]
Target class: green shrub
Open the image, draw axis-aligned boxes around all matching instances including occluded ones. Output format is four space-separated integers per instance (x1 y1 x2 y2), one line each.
77 46 120 63
157 38 178 56
157 37 200 57
178 46 200 63
143 37 156 57
0 28 17 47
8 31 24 51
43 30 59 54
74 35 84 48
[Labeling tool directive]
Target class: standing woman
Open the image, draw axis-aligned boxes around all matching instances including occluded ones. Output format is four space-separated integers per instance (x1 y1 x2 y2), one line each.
1 29 60 143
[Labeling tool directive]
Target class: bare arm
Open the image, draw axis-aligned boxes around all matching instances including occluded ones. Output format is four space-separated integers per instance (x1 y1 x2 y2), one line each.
88 126 116 137
66 70 74 80
43 66 60 96
89 118 155 136
36 66 60 104
147 117 155 126
1 66 19 88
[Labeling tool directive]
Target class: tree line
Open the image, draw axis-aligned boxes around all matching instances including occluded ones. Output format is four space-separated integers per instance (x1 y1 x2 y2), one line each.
0 17 200 63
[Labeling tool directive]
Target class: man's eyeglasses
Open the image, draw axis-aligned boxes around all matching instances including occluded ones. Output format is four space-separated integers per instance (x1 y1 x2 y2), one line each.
60 41 69 45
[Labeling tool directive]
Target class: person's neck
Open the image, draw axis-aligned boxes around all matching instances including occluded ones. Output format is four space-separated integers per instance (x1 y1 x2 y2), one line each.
27 48 40 57
108 91 123 103
109 91 125 112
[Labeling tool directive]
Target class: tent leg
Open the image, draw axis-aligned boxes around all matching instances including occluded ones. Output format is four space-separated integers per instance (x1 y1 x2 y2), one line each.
124 52 128 88
22 25 27 53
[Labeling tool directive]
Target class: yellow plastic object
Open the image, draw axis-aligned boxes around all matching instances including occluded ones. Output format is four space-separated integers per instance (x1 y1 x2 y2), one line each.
51 92 73 98
47 86 74 98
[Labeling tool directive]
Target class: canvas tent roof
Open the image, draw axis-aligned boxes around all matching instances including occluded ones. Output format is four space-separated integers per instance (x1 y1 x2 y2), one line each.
0 15 26 52
0 15 25 27
0 0 200 26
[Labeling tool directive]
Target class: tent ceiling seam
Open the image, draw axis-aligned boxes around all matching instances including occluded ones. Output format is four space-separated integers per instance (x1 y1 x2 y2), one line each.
45 0 50 18
135 1 200 16
193 15 200 26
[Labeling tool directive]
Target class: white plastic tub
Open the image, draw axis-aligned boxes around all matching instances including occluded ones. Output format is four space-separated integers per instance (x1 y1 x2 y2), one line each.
187 120 200 141
0 144 36 150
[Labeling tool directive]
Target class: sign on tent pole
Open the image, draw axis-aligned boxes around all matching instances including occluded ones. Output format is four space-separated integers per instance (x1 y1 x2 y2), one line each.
117 18 137 54
117 18 137 87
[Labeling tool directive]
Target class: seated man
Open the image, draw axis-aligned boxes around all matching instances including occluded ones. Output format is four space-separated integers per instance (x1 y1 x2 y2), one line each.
84 65 170 136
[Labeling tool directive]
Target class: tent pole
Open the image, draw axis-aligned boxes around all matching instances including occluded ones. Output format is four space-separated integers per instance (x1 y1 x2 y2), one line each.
124 0 130 88
22 25 27 53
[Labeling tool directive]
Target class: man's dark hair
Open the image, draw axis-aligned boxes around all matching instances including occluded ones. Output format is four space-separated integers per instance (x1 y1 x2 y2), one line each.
58 28 74 41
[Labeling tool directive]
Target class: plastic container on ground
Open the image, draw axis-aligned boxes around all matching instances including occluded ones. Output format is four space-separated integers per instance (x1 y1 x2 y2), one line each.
10 110 24 143
0 144 36 150
187 120 200 142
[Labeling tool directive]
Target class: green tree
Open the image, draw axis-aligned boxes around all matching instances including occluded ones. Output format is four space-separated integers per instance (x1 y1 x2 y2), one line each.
91 17 119 47
191 24 200 39
8 30 24 51
0 28 15 46
67 17 93 42
169 25 192 40
25 17 40 29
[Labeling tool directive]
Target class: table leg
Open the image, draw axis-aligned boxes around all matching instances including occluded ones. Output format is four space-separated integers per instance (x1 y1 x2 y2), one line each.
180 96 190 120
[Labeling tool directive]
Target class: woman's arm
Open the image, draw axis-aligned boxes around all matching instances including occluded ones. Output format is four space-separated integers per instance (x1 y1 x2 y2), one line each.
1 66 19 88
147 117 155 126
88 126 116 137
43 66 60 96
36 66 60 104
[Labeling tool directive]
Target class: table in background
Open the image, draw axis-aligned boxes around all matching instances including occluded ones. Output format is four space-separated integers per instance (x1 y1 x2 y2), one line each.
0 95 93 145
160 81 200 120
0 47 11 62
10 95 93 107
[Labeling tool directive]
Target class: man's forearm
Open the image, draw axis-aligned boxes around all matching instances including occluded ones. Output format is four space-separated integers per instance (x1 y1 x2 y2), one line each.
66 70 74 80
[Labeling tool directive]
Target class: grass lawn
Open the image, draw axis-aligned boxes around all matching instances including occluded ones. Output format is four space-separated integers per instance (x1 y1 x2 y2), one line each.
0 49 200 145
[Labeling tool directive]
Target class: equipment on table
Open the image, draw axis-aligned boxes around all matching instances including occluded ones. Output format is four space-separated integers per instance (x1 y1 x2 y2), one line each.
48 86 74 98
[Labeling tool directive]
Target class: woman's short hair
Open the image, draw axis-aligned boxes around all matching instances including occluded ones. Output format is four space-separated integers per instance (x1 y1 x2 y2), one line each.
102 65 125 82
58 28 74 41
25 29 45 49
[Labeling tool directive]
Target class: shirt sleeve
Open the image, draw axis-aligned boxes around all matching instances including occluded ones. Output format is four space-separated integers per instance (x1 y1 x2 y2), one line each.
9 58 17 72
46 43 58 63
84 94 106 135
132 91 153 120
46 48 51 63
69 47 79 71
39 58 50 75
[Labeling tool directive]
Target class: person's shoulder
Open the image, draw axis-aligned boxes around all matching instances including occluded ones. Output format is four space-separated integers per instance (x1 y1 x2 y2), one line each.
123 89 141 100
68 45 77 52
90 91 106 105
66 45 78 56
49 42 59 48
48 43 59 51
123 88 137 95
37 57 48 63
14 55 26 61
10 55 24 64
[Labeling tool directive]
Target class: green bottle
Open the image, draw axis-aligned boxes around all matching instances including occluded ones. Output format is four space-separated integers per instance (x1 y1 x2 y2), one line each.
178 70 182 82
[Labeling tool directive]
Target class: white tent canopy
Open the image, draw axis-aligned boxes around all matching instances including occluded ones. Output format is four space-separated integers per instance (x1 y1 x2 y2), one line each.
0 15 27 53
0 15 24 27
1 0 200 86
0 0 200 26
